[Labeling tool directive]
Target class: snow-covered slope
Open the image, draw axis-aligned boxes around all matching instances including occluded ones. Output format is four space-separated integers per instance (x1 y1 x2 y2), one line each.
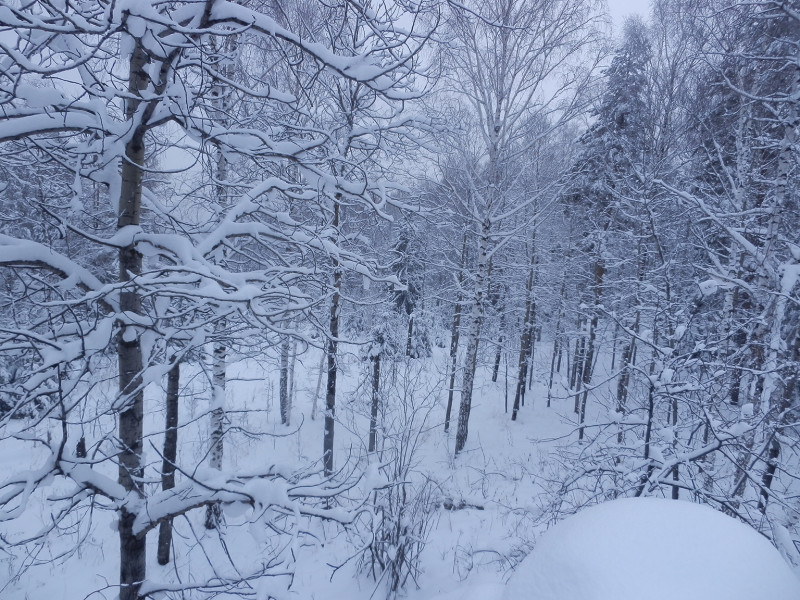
504 497 800 600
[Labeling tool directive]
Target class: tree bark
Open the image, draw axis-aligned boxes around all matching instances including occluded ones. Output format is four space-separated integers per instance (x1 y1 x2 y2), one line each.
512 250 536 421
445 233 467 433
323 198 342 476
368 353 381 453
205 34 234 530
547 298 563 409
491 311 505 383
311 348 325 421
455 220 490 455
280 335 290 425
205 332 226 529
578 255 603 441
405 313 415 357
157 360 180 565
117 42 148 600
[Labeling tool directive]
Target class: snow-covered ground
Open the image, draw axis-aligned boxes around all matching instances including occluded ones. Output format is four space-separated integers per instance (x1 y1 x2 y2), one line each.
1 342 798 599
504 497 800 600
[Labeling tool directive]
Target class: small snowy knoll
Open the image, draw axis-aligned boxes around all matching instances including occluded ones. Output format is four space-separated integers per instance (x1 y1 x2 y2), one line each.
504 497 800 600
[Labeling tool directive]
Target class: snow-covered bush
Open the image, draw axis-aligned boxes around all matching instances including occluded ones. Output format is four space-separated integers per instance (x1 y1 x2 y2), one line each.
361 358 441 597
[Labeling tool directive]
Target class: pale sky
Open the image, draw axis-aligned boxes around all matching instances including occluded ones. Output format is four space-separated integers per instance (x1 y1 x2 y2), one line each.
606 0 649 33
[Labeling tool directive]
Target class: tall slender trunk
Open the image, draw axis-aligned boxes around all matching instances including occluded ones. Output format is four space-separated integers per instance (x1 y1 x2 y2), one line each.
547 287 564 408
205 328 226 529
577 314 597 441
323 199 342 476
618 241 645 444
368 353 381 453
491 311 505 383
616 336 634 445
570 325 584 395
445 233 467 433
117 43 148 600
635 381 656 497
405 313 415 357
526 229 539 393
311 348 325 421
455 221 490 455
578 256 603 441
157 360 180 565
512 248 536 421
610 324 619 370
288 339 297 411
205 34 234 530
280 335 291 425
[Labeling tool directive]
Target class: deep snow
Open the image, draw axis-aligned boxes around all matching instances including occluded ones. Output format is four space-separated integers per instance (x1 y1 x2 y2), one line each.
504 497 800 600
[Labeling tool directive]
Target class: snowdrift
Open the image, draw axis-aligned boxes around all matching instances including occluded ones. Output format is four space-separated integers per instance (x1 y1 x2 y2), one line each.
504 497 800 600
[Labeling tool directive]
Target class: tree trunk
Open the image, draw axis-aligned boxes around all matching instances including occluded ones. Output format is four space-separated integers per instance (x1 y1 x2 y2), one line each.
288 339 297 412
445 233 467 433
635 381 657 497
616 336 634 443
405 313 414 357
280 335 290 425
117 42 148 600
578 256 603 441
368 353 381 453
491 311 505 383
552 274 568 384
157 359 180 565
205 333 226 529
512 251 536 421
205 36 234 530
577 314 597 441
311 348 325 421
526 234 539 392
455 221 490 455
323 198 342 476
570 329 584 394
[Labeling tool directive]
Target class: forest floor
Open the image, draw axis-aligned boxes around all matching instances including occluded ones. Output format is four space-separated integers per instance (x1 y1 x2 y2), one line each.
0 338 763 599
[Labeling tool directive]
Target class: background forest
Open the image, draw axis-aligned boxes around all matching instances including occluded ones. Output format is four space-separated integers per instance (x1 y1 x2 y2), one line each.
0 0 798 599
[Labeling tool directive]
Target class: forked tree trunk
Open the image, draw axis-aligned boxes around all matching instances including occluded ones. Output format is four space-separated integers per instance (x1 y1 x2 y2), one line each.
117 42 148 600
157 359 180 565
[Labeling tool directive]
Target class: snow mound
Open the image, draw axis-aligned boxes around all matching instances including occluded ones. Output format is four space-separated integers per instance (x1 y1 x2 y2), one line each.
505 498 800 600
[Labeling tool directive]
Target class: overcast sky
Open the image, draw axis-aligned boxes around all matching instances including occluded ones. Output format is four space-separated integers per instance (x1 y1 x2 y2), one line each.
607 0 649 32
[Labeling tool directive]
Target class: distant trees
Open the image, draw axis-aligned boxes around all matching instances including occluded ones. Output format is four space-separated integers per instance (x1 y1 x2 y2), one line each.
440 0 606 455
541 0 800 564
